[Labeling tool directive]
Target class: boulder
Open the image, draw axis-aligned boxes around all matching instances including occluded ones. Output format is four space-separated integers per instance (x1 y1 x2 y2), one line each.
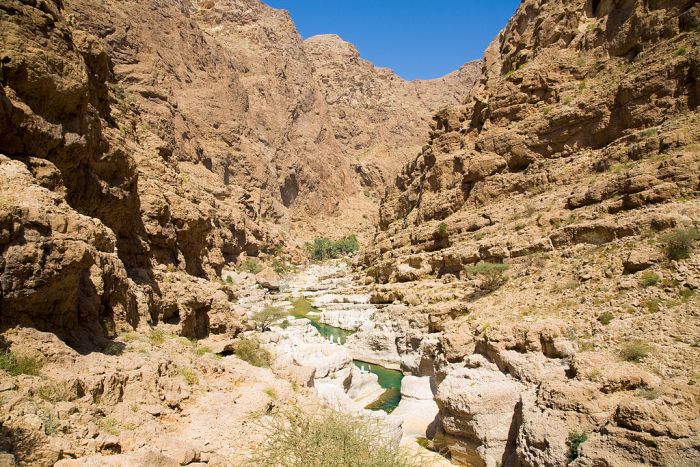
255 267 280 290
623 248 664 274
434 359 525 466
392 376 439 438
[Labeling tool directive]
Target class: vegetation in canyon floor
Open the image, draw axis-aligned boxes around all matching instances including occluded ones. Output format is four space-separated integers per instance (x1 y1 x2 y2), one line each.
0 351 42 376
567 431 588 464
464 261 510 291
234 337 272 368
639 271 660 288
597 311 614 325
252 306 288 332
437 222 448 238
240 258 263 274
620 339 652 363
251 406 417 467
663 227 699 260
306 235 359 260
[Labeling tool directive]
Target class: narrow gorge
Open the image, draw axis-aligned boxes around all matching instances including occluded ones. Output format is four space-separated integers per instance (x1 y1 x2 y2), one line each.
1 0 700 466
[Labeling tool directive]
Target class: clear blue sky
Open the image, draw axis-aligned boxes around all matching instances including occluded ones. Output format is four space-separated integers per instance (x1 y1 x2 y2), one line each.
263 1 521 80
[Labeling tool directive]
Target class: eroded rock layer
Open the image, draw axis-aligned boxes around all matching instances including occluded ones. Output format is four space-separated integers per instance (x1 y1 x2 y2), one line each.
363 0 700 465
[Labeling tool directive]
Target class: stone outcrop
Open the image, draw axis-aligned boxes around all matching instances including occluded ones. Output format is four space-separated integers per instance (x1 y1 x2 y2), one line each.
392 375 439 439
0 157 137 346
2 0 700 465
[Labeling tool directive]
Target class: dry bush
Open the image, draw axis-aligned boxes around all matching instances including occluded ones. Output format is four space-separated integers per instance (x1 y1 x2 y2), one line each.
251 406 416 467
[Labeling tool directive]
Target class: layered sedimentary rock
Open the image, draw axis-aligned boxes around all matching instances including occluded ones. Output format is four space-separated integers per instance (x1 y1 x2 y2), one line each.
361 0 700 465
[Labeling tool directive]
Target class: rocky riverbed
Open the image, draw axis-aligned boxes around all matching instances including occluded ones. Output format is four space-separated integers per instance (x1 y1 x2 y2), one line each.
229 260 447 462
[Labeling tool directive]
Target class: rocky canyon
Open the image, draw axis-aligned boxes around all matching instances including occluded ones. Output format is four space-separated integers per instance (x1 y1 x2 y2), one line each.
1 0 699 466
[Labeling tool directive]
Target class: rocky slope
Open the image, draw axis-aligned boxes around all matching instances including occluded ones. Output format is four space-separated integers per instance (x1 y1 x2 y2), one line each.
360 0 700 465
305 34 480 197
0 323 323 466
4 0 699 465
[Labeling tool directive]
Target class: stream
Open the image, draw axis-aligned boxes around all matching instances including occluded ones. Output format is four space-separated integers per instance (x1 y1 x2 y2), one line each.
288 295 404 413
235 261 450 465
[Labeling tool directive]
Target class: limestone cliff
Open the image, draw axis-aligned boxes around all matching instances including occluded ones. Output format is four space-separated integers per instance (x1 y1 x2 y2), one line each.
363 0 700 465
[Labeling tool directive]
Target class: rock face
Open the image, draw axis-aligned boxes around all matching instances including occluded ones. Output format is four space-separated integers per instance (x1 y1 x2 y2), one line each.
392 375 439 439
305 34 480 195
0 0 479 346
361 0 700 465
0 157 138 345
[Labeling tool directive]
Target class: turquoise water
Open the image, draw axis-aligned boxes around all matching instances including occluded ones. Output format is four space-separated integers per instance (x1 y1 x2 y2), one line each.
289 297 354 344
289 296 404 412
353 360 403 413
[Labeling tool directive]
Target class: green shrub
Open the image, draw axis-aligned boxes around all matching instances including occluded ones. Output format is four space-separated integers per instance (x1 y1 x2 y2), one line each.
178 367 199 386
241 258 263 274
437 222 448 238
676 46 688 56
335 235 359 254
597 312 614 325
235 337 272 368
195 345 211 356
252 306 288 332
620 339 651 362
680 287 695 302
639 271 660 288
306 235 359 260
0 351 42 376
567 432 588 464
272 257 291 275
306 237 333 260
148 328 166 346
263 387 278 400
225 275 234 285
640 128 658 138
251 406 415 467
37 382 75 402
643 298 661 313
663 227 698 260
464 262 510 290
119 332 141 343
637 387 659 400
97 417 121 436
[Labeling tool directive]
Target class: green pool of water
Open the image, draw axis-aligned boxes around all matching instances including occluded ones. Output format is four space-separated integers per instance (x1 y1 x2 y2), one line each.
354 360 403 413
288 296 404 412
289 297 354 344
